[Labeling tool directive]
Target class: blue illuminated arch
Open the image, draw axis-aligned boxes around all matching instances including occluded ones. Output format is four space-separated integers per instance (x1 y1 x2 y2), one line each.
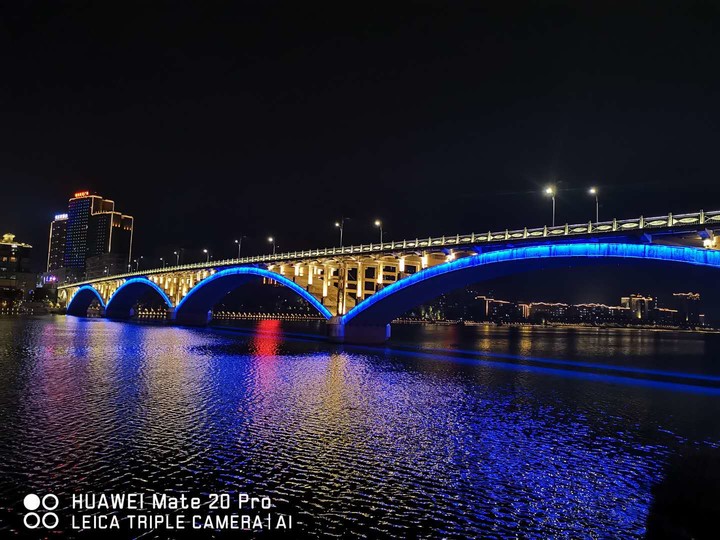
342 243 720 327
174 266 332 325
67 285 106 317
105 277 174 319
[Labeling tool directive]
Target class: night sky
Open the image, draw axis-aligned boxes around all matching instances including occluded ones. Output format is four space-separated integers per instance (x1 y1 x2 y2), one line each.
2 3 719 311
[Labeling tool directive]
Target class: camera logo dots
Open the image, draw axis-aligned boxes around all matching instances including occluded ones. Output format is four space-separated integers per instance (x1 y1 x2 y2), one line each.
23 493 59 529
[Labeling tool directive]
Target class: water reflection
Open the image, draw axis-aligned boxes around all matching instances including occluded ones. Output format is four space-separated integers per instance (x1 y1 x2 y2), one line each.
0 317 718 538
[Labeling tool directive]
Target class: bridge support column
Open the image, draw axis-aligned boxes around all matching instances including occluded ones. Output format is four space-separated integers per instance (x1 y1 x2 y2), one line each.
105 308 130 320
173 310 212 326
326 316 390 344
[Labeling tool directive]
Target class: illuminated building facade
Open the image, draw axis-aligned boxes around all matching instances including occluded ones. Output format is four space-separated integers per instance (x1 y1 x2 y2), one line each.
475 295 524 322
0 233 35 307
46 191 134 283
620 294 656 320
47 214 67 271
529 301 569 322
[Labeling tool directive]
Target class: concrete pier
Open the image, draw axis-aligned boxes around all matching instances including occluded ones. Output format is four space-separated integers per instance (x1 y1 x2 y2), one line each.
327 316 391 344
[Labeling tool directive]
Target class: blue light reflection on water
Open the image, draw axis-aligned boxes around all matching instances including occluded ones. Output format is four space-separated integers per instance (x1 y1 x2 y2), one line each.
0 317 719 538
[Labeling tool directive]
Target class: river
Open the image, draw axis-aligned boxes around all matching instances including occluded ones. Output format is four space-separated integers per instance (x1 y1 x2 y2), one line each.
0 316 718 538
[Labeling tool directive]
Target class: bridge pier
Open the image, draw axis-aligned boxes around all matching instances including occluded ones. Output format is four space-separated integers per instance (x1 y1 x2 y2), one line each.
173 310 212 326
105 308 130 320
326 316 390 344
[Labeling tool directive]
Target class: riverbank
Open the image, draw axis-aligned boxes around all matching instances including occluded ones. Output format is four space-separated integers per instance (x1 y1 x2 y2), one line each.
393 318 720 334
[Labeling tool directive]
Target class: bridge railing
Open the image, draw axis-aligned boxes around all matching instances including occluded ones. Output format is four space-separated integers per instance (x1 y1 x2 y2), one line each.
59 209 720 288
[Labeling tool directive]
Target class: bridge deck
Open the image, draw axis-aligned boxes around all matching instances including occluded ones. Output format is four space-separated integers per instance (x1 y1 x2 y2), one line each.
59 209 719 289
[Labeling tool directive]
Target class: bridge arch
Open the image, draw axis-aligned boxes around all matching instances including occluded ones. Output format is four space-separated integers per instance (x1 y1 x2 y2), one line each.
67 285 106 317
340 243 720 337
174 266 333 325
105 277 174 319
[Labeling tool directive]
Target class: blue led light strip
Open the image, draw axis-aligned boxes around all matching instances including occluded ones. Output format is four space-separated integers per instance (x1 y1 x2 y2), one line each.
106 277 174 310
175 266 333 319
67 285 106 310
342 243 720 325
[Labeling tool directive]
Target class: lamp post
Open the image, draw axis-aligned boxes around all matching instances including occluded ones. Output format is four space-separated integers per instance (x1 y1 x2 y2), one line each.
234 236 245 259
589 187 599 224
374 219 384 244
544 186 556 227
174 251 179 265
203 249 209 263
268 237 276 255
160 257 165 268
138 256 143 271
335 218 347 247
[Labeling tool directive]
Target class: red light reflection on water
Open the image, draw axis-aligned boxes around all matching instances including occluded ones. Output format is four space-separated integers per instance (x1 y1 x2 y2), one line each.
249 320 282 394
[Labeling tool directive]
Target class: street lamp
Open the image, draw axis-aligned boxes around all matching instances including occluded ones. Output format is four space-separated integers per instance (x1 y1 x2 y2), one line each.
544 186 556 227
203 249 209 263
268 237 276 255
374 219 384 244
234 236 246 259
173 251 179 265
160 257 165 268
335 218 347 247
589 187 599 224
138 256 144 271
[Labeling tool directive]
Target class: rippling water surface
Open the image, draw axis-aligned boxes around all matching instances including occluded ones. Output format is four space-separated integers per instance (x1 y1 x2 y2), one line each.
1 316 719 538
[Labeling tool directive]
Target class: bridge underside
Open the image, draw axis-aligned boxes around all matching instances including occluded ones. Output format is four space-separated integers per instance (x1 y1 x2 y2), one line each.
105 278 173 320
174 267 333 326
66 286 105 317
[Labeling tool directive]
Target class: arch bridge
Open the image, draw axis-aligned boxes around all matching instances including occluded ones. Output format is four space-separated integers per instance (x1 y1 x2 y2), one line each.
58 209 720 343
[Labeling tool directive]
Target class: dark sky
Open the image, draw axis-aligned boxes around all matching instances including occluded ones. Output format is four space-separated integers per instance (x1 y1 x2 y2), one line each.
2 2 719 310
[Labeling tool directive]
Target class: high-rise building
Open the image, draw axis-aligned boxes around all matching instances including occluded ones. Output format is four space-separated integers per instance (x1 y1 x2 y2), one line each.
47 213 68 271
45 191 134 283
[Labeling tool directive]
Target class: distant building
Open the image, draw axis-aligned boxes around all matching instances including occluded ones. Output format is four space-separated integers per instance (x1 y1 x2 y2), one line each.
671 292 702 326
620 294 656 320
654 307 679 325
572 303 612 323
44 191 134 284
0 233 35 307
475 296 522 322
529 301 569 322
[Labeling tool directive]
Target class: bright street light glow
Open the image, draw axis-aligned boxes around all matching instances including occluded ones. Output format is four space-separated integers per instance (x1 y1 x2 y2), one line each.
374 220 381 227
589 187 597 195
268 237 273 242
544 186 555 196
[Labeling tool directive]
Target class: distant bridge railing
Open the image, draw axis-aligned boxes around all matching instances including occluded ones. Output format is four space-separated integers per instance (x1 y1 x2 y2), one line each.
59 209 720 288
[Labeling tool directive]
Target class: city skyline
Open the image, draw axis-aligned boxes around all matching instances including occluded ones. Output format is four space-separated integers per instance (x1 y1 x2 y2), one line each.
408 289 706 327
